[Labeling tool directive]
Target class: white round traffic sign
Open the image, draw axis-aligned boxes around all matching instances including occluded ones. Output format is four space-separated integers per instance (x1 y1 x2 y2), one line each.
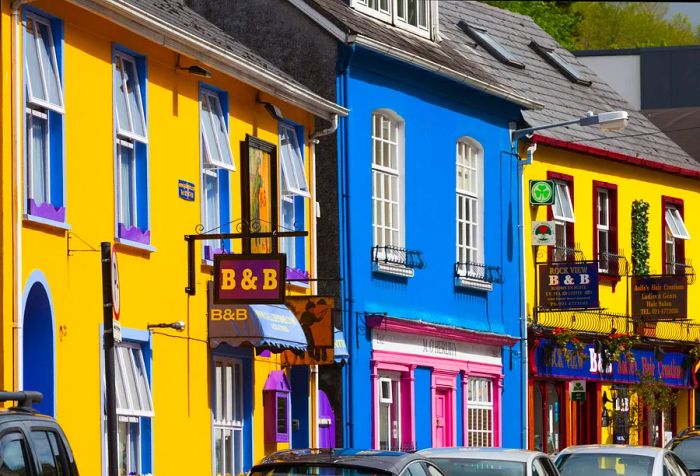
111 250 120 320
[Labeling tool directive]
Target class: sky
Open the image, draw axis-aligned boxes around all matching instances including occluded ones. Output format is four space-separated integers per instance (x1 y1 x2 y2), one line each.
665 2 700 28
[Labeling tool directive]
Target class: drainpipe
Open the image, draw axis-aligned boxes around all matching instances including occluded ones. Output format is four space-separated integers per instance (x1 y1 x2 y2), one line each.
308 114 337 449
11 0 34 392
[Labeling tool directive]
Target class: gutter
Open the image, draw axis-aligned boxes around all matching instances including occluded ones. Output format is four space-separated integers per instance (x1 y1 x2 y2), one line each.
65 0 348 122
532 134 700 179
288 0 542 110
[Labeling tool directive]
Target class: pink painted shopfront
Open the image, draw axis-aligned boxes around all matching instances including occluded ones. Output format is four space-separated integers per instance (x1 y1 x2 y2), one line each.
368 316 517 450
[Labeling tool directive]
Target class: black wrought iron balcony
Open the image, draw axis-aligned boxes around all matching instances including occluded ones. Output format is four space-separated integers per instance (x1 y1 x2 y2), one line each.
371 245 425 270
454 261 503 284
598 251 629 277
665 259 696 284
552 244 585 263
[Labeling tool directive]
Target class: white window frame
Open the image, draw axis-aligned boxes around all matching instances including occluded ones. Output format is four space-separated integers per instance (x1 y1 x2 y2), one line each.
202 167 222 254
114 51 148 143
455 138 484 282
116 139 138 229
117 416 141 476
280 194 296 265
372 111 404 252
115 343 154 417
377 373 401 451
200 90 235 172
279 123 309 198
213 357 244 476
597 189 610 273
351 0 434 39
665 206 690 240
26 107 50 205
24 12 64 113
552 180 575 223
466 377 494 447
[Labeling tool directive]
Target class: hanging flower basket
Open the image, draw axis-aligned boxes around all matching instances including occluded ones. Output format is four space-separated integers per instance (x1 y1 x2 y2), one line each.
551 327 588 363
604 332 640 363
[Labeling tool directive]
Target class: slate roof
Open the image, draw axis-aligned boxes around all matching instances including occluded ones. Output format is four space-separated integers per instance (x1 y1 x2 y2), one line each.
438 1 700 173
70 0 347 119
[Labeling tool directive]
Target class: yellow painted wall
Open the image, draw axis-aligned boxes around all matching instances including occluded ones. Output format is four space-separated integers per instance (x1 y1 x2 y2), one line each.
7 1 317 474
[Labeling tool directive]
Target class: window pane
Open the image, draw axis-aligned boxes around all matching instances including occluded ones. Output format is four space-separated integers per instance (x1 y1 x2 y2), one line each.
280 126 308 196
277 395 288 434
30 431 60 476
225 364 234 422
118 421 128 476
201 96 219 164
132 348 153 413
215 428 223 475
233 363 242 423
25 18 46 103
28 112 49 205
204 172 219 231
281 198 295 262
0 437 29 475
224 429 233 475
114 57 130 134
118 144 136 228
209 96 233 167
201 92 234 170
46 432 66 476
122 57 146 138
598 190 608 227
215 364 223 421
37 22 61 107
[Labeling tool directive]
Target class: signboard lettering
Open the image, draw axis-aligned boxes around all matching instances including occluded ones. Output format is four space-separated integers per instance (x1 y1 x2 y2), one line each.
214 254 286 304
538 262 599 310
631 275 687 321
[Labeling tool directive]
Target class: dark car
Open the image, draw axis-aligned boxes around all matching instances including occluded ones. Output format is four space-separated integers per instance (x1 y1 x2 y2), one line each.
667 426 700 476
250 449 446 476
0 391 78 475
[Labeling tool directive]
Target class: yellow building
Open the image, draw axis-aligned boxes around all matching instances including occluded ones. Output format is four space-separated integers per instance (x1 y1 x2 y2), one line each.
523 132 700 452
1 0 346 474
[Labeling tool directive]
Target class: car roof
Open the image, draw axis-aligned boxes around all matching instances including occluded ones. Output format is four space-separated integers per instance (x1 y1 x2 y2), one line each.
0 408 58 424
418 447 544 463
557 445 666 458
253 449 431 474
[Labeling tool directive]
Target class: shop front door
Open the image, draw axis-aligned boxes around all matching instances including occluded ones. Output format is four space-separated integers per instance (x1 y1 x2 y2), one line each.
434 388 452 448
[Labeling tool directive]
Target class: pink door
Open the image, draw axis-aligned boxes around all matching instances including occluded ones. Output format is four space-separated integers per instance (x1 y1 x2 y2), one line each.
434 389 452 447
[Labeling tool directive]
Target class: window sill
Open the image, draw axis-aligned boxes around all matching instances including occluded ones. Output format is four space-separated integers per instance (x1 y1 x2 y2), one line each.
372 261 414 278
455 276 493 292
23 213 71 231
599 273 621 291
115 237 156 253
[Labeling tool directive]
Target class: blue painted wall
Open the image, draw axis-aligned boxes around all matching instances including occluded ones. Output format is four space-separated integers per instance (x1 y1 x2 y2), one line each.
339 46 525 449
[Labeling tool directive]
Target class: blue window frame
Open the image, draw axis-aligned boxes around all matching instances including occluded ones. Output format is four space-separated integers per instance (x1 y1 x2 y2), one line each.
200 86 232 261
23 10 65 223
113 47 150 247
278 122 307 274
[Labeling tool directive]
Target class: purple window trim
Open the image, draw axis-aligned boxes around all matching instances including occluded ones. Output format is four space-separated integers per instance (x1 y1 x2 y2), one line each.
28 199 65 223
286 267 310 282
118 223 151 245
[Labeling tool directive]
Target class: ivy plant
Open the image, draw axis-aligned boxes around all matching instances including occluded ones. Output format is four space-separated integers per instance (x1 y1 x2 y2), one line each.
631 199 650 275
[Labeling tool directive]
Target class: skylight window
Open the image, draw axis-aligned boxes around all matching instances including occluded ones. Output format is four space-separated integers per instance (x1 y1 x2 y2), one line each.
530 41 592 86
458 21 524 69
352 0 432 39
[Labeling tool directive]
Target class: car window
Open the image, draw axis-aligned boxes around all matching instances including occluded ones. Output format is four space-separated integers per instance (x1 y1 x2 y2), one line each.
557 453 654 476
665 454 687 476
430 457 526 476
536 457 559 476
532 459 542 476
31 430 70 476
250 466 392 476
0 432 30 476
401 462 428 476
671 438 700 470
670 453 691 476
422 462 443 476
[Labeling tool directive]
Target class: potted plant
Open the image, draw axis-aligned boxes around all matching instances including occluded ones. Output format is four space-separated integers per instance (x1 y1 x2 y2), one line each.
604 332 640 364
551 327 588 364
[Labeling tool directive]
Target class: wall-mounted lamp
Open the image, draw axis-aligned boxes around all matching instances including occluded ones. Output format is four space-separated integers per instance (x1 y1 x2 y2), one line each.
176 54 212 78
147 321 186 332
510 110 629 143
256 94 284 121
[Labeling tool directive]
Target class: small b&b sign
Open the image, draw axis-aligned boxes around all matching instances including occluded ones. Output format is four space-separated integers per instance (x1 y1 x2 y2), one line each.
213 254 286 304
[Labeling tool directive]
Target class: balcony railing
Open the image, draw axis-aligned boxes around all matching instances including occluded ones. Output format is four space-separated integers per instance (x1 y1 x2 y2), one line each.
665 259 696 284
551 244 585 263
454 261 503 284
371 245 425 270
598 251 629 277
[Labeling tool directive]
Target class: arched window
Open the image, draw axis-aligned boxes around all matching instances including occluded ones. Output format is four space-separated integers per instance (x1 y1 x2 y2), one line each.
372 110 405 252
455 138 484 278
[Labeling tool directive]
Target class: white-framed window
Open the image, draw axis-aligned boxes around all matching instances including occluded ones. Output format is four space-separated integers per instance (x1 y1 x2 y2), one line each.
552 179 574 262
213 357 244 476
372 111 404 254
24 11 65 220
466 378 494 447
377 373 401 451
201 90 235 172
456 138 484 278
112 343 153 476
279 123 308 268
113 49 149 243
665 204 690 274
665 206 690 240
597 189 609 273
351 0 433 38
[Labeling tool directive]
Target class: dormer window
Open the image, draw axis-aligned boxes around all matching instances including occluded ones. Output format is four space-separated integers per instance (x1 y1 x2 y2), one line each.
352 0 433 39
458 21 524 69
530 41 592 86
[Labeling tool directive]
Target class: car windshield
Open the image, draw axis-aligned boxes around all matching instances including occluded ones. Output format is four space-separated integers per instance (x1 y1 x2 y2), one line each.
672 438 700 469
556 453 654 476
430 457 526 476
250 466 391 476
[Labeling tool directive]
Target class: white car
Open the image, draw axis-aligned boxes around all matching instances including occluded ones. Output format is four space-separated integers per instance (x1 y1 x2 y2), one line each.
418 447 560 476
554 444 690 476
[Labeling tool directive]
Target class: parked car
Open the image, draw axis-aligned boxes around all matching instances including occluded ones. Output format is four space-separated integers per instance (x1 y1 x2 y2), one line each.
250 449 446 476
0 391 79 475
418 447 560 476
666 426 700 476
554 444 689 476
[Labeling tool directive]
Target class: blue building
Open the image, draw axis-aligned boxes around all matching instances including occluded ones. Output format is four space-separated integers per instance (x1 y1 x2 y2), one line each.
186 0 543 449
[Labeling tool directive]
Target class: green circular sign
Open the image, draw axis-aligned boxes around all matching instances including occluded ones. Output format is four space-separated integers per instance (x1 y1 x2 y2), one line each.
530 180 554 204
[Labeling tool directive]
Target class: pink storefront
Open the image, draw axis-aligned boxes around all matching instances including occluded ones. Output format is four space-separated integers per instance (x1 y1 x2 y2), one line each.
367 316 517 450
